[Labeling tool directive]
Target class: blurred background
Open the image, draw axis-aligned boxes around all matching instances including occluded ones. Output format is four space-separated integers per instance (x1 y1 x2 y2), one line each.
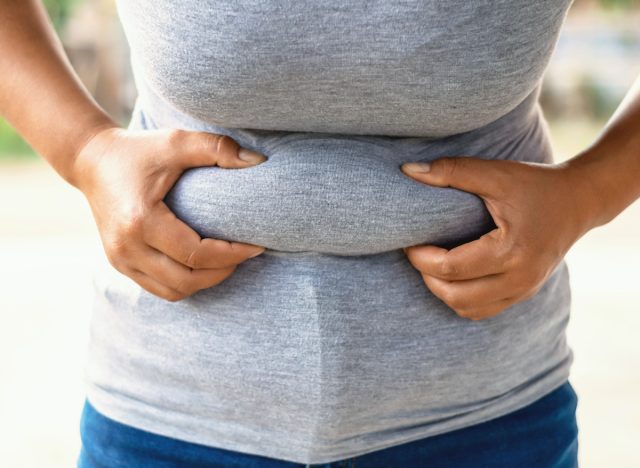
1 0 639 466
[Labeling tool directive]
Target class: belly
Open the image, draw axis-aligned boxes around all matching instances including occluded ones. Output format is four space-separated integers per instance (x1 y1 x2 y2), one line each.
164 135 497 255
88 247 572 454
85 95 571 459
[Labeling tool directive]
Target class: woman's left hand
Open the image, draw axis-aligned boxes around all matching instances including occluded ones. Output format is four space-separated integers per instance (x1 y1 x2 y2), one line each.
400 156 596 321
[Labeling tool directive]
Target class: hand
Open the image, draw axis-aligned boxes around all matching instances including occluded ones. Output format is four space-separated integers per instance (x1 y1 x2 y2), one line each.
72 126 268 302
400 156 595 321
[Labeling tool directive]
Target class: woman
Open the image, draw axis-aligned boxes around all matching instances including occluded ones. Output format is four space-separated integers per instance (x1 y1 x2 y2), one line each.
2 0 639 466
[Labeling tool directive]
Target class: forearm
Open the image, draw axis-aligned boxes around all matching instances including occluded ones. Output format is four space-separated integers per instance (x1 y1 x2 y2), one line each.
0 0 118 188
564 73 640 230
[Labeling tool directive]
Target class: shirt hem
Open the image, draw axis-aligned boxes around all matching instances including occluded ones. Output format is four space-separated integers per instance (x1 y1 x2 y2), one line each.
83 353 572 465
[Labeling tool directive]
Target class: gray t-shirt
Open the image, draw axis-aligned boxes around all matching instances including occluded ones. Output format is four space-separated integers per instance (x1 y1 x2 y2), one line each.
83 0 576 463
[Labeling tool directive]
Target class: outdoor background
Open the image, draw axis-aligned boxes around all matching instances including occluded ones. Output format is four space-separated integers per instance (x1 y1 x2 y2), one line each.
1 0 639 466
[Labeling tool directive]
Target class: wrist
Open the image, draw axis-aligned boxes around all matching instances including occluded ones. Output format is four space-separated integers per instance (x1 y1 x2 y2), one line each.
64 119 122 193
560 141 637 232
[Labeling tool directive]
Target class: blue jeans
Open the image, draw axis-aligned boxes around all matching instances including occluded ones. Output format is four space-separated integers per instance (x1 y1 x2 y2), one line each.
77 381 579 468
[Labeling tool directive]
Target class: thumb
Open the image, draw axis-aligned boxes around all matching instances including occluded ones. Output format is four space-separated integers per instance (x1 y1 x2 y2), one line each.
171 130 268 170
400 156 499 198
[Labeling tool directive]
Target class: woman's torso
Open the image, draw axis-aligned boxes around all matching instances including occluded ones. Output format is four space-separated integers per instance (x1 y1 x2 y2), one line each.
83 1 576 464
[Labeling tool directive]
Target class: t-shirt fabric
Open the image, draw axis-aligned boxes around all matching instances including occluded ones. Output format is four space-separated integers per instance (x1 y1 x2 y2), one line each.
83 0 576 464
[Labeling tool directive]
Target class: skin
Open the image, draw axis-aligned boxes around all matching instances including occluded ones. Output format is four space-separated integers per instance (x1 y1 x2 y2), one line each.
400 73 640 320
2 1 639 314
0 0 268 302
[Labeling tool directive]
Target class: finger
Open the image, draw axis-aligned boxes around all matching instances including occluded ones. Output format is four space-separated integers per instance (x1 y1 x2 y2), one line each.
136 244 237 296
127 267 187 302
458 282 545 320
400 156 510 200
167 129 268 170
421 273 514 312
144 202 265 269
452 296 517 321
404 229 506 280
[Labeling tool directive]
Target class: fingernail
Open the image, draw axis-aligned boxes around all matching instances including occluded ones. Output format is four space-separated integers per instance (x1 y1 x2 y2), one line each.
248 249 265 258
402 161 431 173
239 148 267 164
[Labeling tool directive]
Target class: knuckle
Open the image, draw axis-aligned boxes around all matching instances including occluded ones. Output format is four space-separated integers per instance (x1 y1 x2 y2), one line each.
198 132 219 152
172 278 195 296
208 267 235 287
105 237 128 261
441 288 465 310
454 307 477 320
119 207 146 237
521 282 544 301
448 297 468 311
164 290 186 302
438 257 458 278
511 280 531 299
441 157 461 178
200 132 232 155
166 128 188 147
510 266 542 294
184 246 201 269
503 245 525 270
104 248 125 270
215 134 237 153
490 302 509 317
533 266 549 286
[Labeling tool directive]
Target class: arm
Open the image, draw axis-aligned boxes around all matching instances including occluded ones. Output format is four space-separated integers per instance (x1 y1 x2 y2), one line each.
0 0 267 301
399 73 640 321
0 0 117 187
562 72 640 228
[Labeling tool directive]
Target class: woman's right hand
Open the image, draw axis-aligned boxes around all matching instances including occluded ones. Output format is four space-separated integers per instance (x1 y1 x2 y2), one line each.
1 1 267 302
71 126 268 302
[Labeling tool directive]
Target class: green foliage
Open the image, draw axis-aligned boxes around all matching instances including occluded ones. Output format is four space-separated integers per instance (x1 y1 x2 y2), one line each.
42 0 80 31
0 119 36 160
598 0 636 9
576 74 619 121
